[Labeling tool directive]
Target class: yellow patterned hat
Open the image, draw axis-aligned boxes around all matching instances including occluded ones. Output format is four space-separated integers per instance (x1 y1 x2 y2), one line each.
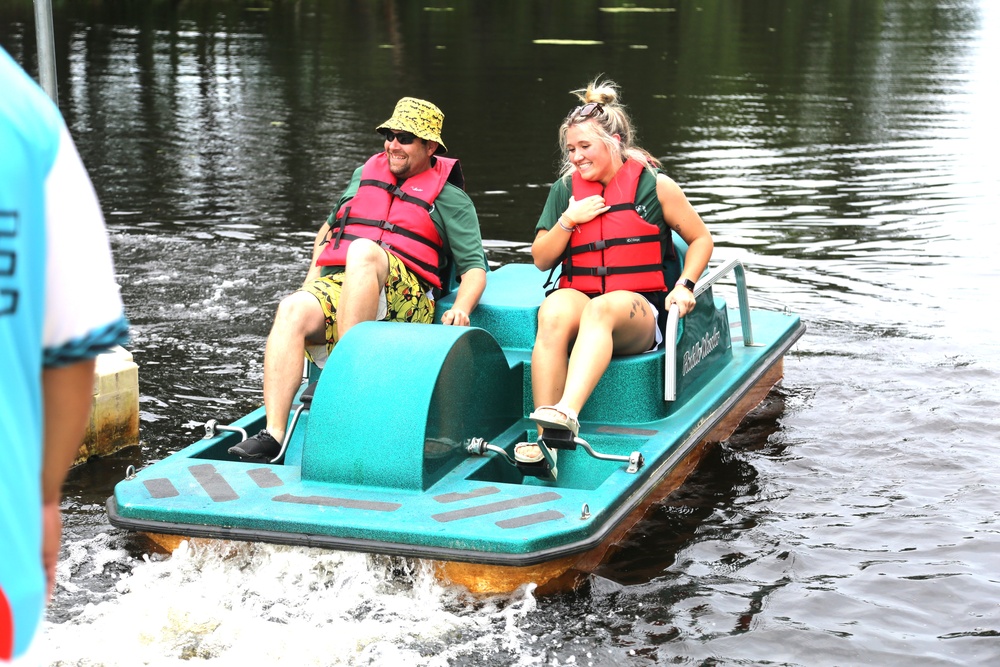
376 97 447 154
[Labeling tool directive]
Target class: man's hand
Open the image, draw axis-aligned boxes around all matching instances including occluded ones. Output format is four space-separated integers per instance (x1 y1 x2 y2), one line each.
440 308 470 326
442 267 486 327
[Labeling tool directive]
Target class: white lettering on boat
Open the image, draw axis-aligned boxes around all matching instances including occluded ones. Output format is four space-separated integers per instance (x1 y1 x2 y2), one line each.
682 328 722 376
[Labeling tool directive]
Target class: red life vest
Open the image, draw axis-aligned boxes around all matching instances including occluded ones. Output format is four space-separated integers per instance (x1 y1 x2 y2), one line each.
317 153 463 289
558 158 672 294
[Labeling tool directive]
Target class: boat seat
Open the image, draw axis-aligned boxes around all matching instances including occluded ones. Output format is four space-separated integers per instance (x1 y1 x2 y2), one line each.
455 262 546 353
444 263 733 425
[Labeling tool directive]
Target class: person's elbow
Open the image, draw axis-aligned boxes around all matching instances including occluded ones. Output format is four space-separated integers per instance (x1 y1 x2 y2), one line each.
531 246 557 272
704 234 715 255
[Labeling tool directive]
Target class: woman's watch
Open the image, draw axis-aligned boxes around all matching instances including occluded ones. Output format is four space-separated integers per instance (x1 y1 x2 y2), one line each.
675 277 696 292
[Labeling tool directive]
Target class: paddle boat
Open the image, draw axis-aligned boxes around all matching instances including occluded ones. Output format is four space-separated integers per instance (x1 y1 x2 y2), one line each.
107 245 805 594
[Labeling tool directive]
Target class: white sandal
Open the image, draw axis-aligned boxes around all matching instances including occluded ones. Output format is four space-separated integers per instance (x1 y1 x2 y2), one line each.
513 442 557 467
529 403 580 437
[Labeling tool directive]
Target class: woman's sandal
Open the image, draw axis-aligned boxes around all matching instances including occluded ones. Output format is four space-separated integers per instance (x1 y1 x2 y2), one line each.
514 442 557 466
529 404 580 437
514 442 544 463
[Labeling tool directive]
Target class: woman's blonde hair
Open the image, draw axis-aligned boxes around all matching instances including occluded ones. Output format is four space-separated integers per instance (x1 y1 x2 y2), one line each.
557 77 660 179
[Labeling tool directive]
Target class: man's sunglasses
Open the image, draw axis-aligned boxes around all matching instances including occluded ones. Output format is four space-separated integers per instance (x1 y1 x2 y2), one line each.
570 102 604 120
380 129 419 144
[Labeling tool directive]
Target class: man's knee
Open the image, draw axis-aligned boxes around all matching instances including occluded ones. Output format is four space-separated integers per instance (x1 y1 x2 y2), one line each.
344 239 388 276
273 291 323 333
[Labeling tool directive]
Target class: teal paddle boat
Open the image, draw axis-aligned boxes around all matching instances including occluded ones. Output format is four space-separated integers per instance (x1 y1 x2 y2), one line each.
107 249 804 594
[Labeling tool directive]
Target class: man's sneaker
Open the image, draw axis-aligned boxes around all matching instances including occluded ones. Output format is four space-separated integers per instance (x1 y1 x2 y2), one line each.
228 429 281 462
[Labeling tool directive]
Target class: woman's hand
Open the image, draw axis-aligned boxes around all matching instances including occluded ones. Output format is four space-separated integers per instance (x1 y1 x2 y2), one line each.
562 195 609 229
666 284 697 317
533 195 612 270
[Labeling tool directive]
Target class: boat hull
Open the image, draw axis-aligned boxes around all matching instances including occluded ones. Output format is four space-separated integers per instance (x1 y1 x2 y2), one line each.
107 263 804 594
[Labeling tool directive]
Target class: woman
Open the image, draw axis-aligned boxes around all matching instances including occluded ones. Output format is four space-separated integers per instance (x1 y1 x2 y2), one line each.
515 78 714 464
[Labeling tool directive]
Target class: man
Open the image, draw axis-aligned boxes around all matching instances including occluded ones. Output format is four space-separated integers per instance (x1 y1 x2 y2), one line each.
0 47 130 662
229 97 487 462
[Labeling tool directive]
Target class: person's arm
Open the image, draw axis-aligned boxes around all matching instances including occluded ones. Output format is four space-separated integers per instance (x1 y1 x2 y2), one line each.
440 267 487 326
531 180 608 271
303 168 363 287
434 184 487 325
302 221 332 286
657 173 714 317
41 359 96 600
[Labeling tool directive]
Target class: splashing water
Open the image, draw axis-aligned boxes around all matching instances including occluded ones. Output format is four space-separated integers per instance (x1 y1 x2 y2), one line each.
41 538 543 666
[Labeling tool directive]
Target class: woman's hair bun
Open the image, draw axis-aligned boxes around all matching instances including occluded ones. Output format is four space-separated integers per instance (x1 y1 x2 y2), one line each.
574 77 620 107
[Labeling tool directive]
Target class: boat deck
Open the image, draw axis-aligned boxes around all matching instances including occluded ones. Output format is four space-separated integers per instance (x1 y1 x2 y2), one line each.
110 263 803 569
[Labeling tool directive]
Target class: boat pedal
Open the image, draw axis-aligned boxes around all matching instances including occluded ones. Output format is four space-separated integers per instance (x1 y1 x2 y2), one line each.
203 419 247 442
298 381 317 406
515 459 557 479
538 429 577 451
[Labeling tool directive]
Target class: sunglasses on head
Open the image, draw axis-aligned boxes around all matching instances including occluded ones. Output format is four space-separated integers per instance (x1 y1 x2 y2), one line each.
571 102 604 120
380 129 418 144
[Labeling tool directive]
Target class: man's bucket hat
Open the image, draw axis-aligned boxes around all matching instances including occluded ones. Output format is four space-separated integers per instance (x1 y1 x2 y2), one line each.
376 97 447 155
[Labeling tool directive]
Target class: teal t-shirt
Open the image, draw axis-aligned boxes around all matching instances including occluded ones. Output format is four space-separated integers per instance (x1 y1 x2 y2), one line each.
323 161 487 282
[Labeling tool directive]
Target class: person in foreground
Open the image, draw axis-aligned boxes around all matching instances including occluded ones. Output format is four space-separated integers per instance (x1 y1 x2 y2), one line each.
229 97 487 462
0 47 130 662
515 78 714 465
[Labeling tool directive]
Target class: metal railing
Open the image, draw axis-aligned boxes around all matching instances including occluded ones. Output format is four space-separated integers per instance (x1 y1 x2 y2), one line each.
33 0 58 103
664 259 755 402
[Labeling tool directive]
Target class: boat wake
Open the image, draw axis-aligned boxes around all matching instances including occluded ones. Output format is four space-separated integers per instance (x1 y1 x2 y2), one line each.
41 538 543 666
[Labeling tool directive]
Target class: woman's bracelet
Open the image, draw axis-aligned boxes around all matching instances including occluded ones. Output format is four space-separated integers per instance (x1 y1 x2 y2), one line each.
557 216 576 233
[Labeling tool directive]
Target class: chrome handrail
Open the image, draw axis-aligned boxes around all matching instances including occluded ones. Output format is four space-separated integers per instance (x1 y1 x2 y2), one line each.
664 259 755 402
33 0 59 103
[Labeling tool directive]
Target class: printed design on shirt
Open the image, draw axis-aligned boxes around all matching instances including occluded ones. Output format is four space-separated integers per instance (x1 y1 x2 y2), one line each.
0 209 17 316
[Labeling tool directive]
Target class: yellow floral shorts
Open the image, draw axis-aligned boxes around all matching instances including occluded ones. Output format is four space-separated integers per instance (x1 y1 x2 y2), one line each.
301 252 435 362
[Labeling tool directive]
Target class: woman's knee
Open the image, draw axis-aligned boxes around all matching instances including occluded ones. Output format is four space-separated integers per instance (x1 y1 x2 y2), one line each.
583 293 655 352
538 296 575 329
579 295 619 327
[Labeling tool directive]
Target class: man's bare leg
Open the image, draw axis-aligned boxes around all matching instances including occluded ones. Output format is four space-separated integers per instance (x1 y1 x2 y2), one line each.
262 291 327 442
337 239 390 339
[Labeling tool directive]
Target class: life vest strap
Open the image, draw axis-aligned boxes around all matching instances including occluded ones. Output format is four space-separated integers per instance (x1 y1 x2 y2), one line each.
564 263 665 278
333 231 441 279
377 241 440 281
341 216 444 252
330 205 351 249
360 179 435 212
566 233 661 255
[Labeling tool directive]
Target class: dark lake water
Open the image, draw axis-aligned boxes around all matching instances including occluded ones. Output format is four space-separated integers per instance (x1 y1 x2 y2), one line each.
3 0 999 664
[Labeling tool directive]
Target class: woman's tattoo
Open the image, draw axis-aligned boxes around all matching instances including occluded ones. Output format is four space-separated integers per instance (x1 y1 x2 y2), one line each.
630 298 647 320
